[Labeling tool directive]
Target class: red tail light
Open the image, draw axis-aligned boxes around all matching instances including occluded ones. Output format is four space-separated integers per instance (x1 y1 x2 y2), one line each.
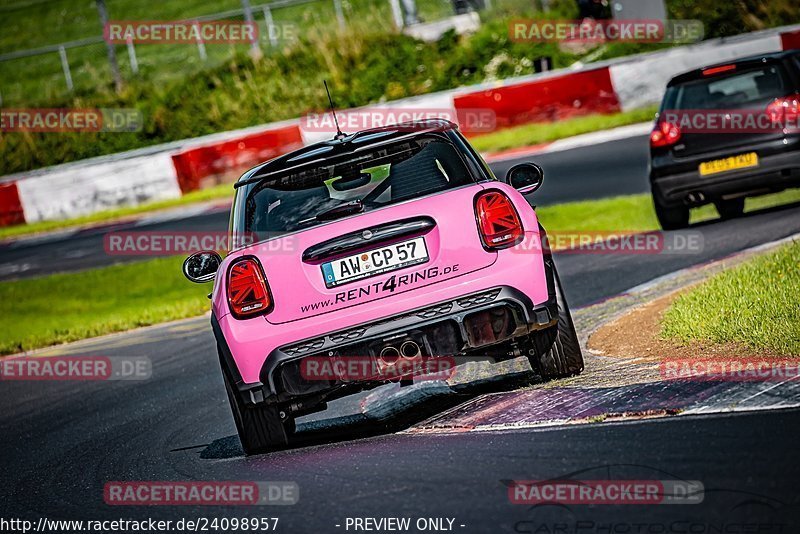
766 93 800 126
227 257 272 319
475 191 524 249
650 120 682 148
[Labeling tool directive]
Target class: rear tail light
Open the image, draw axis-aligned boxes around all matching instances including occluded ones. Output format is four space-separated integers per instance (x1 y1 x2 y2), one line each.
766 93 800 126
475 191 524 249
650 120 682 148
227 257 272 319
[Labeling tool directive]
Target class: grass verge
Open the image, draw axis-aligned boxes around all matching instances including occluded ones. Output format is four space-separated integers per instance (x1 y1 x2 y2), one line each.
0 257 209 355
470 107 657 153
661 240 800 355
0 183 233 241
2 188 799 355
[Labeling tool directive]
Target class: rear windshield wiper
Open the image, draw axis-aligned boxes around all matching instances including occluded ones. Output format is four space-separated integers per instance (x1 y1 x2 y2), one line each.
299 199 364 225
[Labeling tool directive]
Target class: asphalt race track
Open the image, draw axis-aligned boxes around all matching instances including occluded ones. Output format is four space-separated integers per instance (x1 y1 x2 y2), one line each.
2 134 800 530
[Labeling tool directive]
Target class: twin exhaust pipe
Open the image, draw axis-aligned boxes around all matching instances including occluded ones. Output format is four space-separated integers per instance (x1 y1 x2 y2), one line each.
379 340 421 365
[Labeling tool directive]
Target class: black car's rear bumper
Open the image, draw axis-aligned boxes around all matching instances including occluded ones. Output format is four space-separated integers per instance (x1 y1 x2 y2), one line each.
651 142 800 208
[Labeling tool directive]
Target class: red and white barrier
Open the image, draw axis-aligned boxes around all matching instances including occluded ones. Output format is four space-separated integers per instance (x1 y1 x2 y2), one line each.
781 29 800 51
0 182 25 227
171 124 303 193
2 24 799 227
453 67 620 133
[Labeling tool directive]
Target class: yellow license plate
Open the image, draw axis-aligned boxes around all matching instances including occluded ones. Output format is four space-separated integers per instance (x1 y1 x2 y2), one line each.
699 152 759 176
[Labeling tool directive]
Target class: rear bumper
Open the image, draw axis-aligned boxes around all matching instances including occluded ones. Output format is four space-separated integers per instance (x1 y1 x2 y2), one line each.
651 146 800 208
213 256 558 408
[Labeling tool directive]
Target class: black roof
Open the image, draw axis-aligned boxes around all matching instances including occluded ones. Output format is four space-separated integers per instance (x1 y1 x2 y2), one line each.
236 118 458 188
667 50 797 87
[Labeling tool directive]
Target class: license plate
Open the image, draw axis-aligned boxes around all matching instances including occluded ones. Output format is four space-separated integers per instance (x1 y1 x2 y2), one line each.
699 152 758 176
321 237 429 288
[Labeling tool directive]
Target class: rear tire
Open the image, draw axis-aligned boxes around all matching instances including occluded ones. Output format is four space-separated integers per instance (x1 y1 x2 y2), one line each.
220 351 291 455
654 198 690 230
528 267 584 379
715 198 745 220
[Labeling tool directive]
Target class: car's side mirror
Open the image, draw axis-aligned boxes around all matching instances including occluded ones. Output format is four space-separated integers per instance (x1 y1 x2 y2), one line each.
182 251 222 283
505 163 544 195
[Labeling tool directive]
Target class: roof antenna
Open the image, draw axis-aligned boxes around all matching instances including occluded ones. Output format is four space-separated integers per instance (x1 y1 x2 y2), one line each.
324 80 346 141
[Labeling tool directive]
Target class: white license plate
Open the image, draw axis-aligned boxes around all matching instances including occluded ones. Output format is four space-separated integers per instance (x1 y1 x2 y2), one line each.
321 237 429 288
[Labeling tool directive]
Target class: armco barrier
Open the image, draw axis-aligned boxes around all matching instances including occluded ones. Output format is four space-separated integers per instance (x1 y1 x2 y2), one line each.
0 182 25 226
171 124 304 193
453 67 619 133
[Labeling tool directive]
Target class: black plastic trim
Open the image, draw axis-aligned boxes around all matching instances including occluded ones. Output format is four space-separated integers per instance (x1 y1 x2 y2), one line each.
302 217 436 263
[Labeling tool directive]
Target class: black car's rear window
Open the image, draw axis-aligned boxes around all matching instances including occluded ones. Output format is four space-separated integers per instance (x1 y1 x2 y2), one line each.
238 135 476 237
664 64 788 110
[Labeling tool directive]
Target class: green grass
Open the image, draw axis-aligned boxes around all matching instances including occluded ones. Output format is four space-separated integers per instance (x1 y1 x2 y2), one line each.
470 107 658 153
0 256 210 355
0 182 233 240
661 240 800 355
2 187 799 355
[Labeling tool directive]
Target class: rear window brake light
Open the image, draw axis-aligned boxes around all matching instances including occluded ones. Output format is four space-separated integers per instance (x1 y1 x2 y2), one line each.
703 64 736 76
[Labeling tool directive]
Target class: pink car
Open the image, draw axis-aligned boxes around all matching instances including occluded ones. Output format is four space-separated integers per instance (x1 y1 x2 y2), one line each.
183 120 583 454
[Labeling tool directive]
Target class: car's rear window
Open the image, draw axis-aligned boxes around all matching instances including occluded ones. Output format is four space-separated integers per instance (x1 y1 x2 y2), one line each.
238 135 476 238
664 65 788 110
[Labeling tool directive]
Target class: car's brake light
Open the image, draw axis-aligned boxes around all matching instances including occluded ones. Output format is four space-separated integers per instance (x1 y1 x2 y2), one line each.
474 191 524 249
650 120 682 148
766 93 800 125
703 64 736 76
227 257 272 319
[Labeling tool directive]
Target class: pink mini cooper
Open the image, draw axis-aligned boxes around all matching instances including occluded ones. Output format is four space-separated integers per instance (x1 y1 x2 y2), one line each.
183 119 583 454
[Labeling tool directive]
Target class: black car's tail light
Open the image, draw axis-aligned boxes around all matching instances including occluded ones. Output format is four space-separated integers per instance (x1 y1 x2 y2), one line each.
766 93 800 126
650 120 682 148
227 257 272 319
475 190 524 249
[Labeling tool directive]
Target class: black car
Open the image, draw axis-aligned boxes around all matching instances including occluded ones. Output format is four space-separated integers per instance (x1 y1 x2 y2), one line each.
649 50 800 230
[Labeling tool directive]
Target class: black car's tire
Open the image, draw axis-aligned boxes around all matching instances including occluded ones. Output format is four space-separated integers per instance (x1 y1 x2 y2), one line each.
528 267 584 379
654 198 690 230
715 198 745 220
220 353 290 455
